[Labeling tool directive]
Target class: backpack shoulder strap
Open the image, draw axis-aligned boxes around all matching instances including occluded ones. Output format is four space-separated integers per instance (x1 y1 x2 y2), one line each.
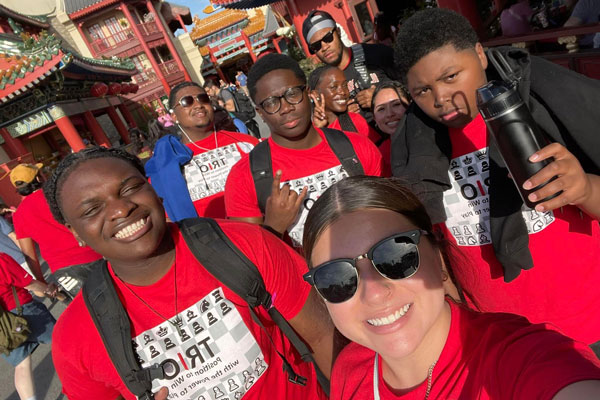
249 140 273 214
322 127 365 176
82 261 164 400
178 217 330 395
350 44 371 89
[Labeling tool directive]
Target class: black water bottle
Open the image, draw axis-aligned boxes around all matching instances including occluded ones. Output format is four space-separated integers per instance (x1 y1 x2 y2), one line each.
476 80 558 209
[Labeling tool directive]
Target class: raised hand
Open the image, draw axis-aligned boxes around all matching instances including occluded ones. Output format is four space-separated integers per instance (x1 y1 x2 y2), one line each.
263 170 308 235
310 92 328 128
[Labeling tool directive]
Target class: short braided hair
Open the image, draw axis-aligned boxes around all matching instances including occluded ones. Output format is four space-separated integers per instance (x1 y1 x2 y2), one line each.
43 147 145 224
394 8 479 84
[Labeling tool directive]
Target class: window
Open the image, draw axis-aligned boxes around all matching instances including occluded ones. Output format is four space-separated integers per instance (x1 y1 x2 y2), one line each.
353 1 374 37
104 17 127 43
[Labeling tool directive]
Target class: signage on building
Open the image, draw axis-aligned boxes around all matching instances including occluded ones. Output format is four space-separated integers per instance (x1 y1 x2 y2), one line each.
208 31 242 49
6 110 53 138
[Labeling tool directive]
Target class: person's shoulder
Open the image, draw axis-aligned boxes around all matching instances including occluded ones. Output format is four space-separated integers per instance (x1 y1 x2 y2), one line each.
219 130 260 145
334 341 375 375
360 43 394 58
54 293 97 350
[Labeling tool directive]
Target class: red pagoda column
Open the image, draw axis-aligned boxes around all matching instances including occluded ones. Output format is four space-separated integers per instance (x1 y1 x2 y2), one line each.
48 106 86 152
273 37 282 54
286 0 310 56
208 47 226 82
176 14 187 33
146 0 191 82
0 128 28 158
117 103 137 128
82 111 111 147
240 30 257 62
120 2 170 94
106 106 131 144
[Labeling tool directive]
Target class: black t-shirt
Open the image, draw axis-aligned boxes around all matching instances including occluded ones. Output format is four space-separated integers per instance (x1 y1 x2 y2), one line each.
342 43 395 124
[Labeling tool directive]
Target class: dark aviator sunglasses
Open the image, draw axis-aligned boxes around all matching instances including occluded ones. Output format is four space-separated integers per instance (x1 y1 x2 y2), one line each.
175 93 211 109
303 230 428 303
309 28 336 54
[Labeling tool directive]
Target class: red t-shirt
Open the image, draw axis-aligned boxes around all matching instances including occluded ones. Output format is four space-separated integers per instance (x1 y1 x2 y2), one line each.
331 301 600 400
13 190 102 272
0 252 32 310
329 113 391 175
183 130 259 218
52 221 324 400
225 128 383 247
440 114 600 344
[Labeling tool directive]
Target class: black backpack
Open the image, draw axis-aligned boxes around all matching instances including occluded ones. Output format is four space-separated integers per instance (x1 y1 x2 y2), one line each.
230 89 256 123
82 218 329 400
250 127 365 213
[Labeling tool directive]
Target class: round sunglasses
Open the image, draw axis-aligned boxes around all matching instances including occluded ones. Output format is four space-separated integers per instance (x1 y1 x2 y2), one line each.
303 230 428 303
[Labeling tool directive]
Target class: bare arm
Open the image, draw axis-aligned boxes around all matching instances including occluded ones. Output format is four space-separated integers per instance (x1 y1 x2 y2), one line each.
229 216 263 225
224 98 236 113
554 380 600 399
288 289 335 379
8 231 20 249
564 15 583 27
18 237 45 283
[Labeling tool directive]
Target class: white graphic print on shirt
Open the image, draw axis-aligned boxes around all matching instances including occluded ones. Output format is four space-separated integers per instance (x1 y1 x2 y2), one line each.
285 165 348 247
442 147 554 247
184 143 253 201
133 288 267 399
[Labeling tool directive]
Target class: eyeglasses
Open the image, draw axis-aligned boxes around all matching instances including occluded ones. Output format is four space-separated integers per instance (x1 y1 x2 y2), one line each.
175 93 211 108
303 230 428 303
259 85 306 114
309 29 336 54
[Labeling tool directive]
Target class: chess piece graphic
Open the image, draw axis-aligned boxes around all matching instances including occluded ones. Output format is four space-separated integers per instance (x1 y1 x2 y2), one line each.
220 302 232 316
467 166 476 177
450 160 460 169
467 236 477 245
164 338 176 350
453 170 463 180
452 226 462 236
192 322 204 334
463 226 473 236
207 312 218 326
179 328 191 342
200 299 210 313
228 379 239 391
149 346 160 358
234 392 243 400
143 334 153 345
254 358 266 376
475 223 486 233
212 289 224 303
213 387 225 399
187 310 198 321
479 234 490 244
243 371 255 391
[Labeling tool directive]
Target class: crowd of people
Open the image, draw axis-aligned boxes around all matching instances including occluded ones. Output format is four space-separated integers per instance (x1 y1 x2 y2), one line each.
1 5 600 400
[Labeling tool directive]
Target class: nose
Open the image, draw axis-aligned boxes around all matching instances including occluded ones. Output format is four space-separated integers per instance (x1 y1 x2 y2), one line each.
279 96 296 115
107 197 136 221
433 86 451 108
357 258 393 306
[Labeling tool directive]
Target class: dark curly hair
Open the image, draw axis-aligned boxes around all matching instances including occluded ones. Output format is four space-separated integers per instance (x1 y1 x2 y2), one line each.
247 54 306 101
307 65 338 91
394 8 479 84
43 147 145 224
168 81 204 110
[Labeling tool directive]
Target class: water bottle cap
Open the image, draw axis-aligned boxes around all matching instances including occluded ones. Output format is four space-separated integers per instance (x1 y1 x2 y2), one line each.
476 80 523 119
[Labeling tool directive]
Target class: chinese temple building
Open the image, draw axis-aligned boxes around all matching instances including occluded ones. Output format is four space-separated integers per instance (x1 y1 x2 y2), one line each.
0 4 139 206
190 4 282 82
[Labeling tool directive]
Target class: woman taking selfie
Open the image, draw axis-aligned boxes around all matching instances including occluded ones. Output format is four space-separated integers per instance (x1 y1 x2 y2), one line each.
302 176 600 399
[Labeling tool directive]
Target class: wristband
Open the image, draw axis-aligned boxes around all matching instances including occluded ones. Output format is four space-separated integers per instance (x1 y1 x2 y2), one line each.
261 224 284 238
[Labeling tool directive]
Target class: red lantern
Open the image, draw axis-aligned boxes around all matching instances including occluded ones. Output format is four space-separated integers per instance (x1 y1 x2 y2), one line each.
120 83 130 94
90 82 108 97
108 82 122 95
129 83 139 94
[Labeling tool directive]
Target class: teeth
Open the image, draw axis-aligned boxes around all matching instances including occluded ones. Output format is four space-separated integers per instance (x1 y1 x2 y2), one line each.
115 218 146 239
367 304 411 327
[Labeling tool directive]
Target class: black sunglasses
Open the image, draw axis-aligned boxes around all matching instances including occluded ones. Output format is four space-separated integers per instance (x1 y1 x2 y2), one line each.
175 93 211 108
309 28 336 54
303 230 428 303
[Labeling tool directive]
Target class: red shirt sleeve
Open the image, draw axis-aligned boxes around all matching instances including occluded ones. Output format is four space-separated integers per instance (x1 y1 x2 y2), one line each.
218 221 310 320
12 201 30 240
224 156 263 218
0 252 32 287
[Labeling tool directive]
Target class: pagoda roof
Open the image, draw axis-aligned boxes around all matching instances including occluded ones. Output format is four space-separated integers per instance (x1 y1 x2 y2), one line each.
0 30 135 103
65 0 121 19
190 9 247 40
161 2 192 32
0 3 49 28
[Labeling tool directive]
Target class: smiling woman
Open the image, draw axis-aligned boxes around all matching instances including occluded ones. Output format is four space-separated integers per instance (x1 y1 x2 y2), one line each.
43 147 335 400
302 175 600 400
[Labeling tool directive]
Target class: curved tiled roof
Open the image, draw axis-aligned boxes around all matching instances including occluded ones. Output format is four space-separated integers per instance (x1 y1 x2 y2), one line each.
190 9 247 40
0 4 49 28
